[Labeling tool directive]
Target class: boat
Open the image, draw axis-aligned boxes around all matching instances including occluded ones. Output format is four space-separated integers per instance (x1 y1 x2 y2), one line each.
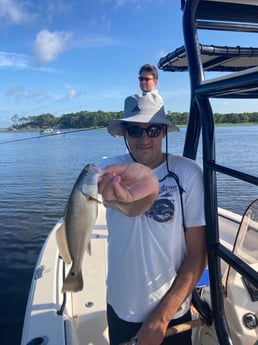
40 129 62 135
21 1 258 345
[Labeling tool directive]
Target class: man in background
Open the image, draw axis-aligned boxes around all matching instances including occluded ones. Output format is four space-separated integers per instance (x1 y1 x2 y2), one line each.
138 64 159 94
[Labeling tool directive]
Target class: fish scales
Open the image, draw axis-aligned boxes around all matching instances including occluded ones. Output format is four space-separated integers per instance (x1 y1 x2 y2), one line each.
56 163 101 293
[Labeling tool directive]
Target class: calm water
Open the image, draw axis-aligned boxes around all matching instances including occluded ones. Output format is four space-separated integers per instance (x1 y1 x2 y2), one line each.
0 126 257 345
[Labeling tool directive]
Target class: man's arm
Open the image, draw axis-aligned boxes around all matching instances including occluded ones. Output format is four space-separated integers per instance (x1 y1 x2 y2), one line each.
98 162 159 216
135 225 207 345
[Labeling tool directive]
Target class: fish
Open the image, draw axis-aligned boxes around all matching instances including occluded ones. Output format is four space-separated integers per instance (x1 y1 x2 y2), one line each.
56 163 102 293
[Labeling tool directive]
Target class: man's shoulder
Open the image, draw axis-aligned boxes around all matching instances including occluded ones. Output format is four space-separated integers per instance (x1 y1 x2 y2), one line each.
168 154 202 172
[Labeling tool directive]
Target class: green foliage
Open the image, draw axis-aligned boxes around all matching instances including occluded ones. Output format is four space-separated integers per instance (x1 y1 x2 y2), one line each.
11 110 258 130
15 113 58 129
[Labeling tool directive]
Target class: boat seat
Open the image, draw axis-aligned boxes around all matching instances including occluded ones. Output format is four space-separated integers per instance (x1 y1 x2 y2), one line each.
196 267 210 288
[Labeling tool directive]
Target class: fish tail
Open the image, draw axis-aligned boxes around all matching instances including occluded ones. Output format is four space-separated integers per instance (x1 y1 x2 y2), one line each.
62 269 83 293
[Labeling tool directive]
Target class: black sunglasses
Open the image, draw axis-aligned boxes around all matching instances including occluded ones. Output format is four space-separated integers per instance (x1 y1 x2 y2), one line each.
138 77 154 82
125 125 163 138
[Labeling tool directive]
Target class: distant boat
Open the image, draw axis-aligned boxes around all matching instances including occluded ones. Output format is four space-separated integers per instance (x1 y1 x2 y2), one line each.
40 129 61 135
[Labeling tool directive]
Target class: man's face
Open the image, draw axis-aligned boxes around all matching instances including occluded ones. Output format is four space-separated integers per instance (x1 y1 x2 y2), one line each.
123 122 166 168
138 72 157 93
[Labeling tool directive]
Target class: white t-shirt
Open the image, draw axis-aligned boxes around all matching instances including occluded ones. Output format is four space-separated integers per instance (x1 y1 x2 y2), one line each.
99 153 205 322
141 90 163 103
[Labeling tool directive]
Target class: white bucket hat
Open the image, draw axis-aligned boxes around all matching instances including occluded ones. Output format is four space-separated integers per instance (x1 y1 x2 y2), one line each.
107 93 179 136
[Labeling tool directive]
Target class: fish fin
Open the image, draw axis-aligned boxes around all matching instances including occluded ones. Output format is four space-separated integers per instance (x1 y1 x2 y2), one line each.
81 181 102 203
62 269 83 293
87 193 102 204
56 223 72 264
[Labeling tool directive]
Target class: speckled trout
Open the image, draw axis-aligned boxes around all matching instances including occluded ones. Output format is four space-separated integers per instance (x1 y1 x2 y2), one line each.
56 163 102 293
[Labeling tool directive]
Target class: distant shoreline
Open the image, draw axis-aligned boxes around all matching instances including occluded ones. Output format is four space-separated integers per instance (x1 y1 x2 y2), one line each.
1 122 258 133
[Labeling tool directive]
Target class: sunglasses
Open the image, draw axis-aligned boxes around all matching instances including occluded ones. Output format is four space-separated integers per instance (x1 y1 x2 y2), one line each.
125 125 163 138
138 77 154 82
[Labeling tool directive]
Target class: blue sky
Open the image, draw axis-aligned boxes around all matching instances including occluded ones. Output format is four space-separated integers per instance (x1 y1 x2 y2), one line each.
0 0 257 128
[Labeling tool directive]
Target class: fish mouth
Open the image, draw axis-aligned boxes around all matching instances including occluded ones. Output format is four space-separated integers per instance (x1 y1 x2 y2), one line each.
89 163 103 176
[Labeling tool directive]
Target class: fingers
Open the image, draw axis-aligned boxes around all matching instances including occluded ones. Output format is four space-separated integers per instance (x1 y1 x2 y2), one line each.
98 162 159 204
98 172 122 201
98 172 114 195
101 164 127 177
102 163 148 182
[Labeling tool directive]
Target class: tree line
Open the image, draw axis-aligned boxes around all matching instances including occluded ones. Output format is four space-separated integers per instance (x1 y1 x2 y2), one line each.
10 110 258 130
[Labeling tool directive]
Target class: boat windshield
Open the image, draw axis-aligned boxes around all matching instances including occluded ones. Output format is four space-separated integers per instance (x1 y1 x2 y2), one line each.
225 199 258 302
234 199 258 264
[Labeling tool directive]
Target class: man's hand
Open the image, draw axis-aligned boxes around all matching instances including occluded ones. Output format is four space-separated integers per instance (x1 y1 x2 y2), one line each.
98 162 159 216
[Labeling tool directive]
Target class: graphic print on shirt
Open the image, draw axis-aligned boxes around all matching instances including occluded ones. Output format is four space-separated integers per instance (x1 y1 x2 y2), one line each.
145 182 177 223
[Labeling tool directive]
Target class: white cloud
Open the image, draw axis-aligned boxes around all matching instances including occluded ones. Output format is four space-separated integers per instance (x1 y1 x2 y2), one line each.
33 29 73 64
0 0 75 27
46 0 74 19
0 0 32 25
64 88 80 100
0 51 30 69
73 34 119 50
5 85 27 101
0 51 55 71
5 85 50 103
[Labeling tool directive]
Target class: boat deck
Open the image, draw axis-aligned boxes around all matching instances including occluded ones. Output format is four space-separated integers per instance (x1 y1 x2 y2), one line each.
21 204 242 345
21 206 109 345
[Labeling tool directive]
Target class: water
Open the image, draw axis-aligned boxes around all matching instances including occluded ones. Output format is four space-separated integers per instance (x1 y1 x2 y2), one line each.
0 126 257 345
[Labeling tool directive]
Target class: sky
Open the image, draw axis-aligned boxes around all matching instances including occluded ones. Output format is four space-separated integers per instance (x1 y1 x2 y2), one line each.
0 0 257 128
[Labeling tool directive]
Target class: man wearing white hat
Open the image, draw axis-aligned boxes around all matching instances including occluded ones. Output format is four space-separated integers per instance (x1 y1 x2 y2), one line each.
99 93 206 345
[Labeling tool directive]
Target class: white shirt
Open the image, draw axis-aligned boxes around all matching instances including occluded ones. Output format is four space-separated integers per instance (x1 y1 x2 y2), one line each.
99 153 205 322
